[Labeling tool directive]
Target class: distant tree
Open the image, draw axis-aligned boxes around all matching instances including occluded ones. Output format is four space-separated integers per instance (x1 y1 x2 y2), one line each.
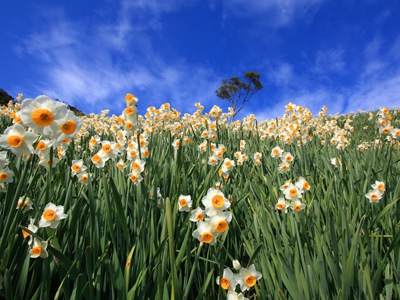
0 89 14 106
215 71 263 120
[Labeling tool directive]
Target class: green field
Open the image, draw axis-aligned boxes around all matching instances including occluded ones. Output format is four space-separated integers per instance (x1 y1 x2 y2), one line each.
0 97 399 300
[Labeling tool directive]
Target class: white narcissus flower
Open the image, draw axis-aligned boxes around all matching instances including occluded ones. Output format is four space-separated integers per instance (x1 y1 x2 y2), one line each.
216 267 238 291
371 181 385 194
178 195 192 212
30 239 48 259
39 203 67 229
0 123 39 156
201 188 230 216
71 159 87 176
192 220 220 245
0 168 14 184
365 189 383 203
235 264 262 292
22 218 38 245
189 207 205 222
20 95 68 137
275 198 290 213
227 291 249 300
16 196 33 213
290 200 306 212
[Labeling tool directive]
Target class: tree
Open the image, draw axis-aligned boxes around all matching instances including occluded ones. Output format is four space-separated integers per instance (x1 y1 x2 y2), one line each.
0 89 14 106
215 71 263 120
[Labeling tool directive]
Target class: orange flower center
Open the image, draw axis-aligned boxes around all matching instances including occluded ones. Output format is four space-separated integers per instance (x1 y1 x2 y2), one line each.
196 213 204 221
60 120 77 135
72 164 81 172
130 174 138 182
295 204 302 211
92 154 101 163
377 184 385 191
179 199 187 207
31 246 42 256
290 189 298 197
0 173 8 181
22 229 30 238
215 220 228 232
220 278 230 290
31 109 54 126
201 232 213 243
125 106 135 115
277 203 285 210
43 209 56 221
36 141 47 150
7 135 23 147
245 275 256 287
102 144 111 152
211 195 224 208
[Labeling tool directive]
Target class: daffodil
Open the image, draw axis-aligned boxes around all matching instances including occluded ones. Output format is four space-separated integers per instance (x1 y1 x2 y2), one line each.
201 188 230 216
77 171 91 185
192 220 219 245
16 196 33 213
38 203 67 229
22 218 37 245
209 211 232 233
20 95 68 136
275 198 290 213
216 267 238 291
235 264 262 292
0 168 14 184
0 123 39 156
227 291 249 300
178 195 192 212
128 170 143 185
371 181 385 194
71 159 87 176
30 239 48 259
365 189 382 203
290 200 306 212
189 207 205 222
295 176 311 192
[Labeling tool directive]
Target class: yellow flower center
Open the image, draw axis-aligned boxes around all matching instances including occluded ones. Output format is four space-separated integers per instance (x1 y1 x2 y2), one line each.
215 220 228 233
130 174 138 182
125 106 135 115
60 120 77 135
72 164 81 172
290 189 298 197
31 109 54 126
7 135 23 147
377 184 385 191
125 93 134 103
36 141 47 150
81 176 88 182
43 209 56 221
277 203 285 210
201 232 213 243
245 275 256 287
102 144 111 152
371 194 378 201
220 278 230 290
273 149 280 156
196 213 204 221
92 154 101 163
179 199 187 207
31 246 42 256
125 122 133 130
211 195 224 208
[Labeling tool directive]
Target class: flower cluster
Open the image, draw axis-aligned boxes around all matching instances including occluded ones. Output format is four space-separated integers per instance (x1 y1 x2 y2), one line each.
19 202 68 259
216 260 262 299
184 188 232 246
270 145 294 173
275 177 310 213
365 180 385 203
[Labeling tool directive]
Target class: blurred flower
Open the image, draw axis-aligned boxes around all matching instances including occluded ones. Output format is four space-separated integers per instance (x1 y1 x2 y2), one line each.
275 198 290 213
227 291 249 300
371 181 385 194
290 200 306 212
0 168 14 184
77 172 91 185
22 218 37 245
16 196 33 213
365 189 382 203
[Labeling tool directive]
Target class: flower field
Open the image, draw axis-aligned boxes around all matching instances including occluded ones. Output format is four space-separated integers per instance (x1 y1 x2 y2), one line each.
0 95 399 300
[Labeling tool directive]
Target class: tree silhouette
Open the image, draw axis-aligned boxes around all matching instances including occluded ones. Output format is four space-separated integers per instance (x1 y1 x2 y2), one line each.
215 71 263 120
0 89 14 106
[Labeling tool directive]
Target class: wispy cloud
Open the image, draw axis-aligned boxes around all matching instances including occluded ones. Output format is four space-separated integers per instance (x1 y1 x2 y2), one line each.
221 0 325 26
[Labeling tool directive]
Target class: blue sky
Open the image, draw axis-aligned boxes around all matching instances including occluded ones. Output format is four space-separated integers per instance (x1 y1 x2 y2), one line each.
1 0 399 120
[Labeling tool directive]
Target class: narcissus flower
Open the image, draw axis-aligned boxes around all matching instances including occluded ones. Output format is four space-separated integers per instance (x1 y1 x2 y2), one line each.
275 198 290 213
30 239 48 259
0 168 14 183
38 203 67 229
77 171 91 185
227 291 249 300
216 267 238 291
235 264 262 292
71 159 87 176
0 123 39 156
178 195 192 212
192 220 219 245
365 189 382 203
290 200 306 212
16 196 33 213
189 207 205 222
371 181 385 194
21 95 68 136
22 218 37 245
201 188 230 216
